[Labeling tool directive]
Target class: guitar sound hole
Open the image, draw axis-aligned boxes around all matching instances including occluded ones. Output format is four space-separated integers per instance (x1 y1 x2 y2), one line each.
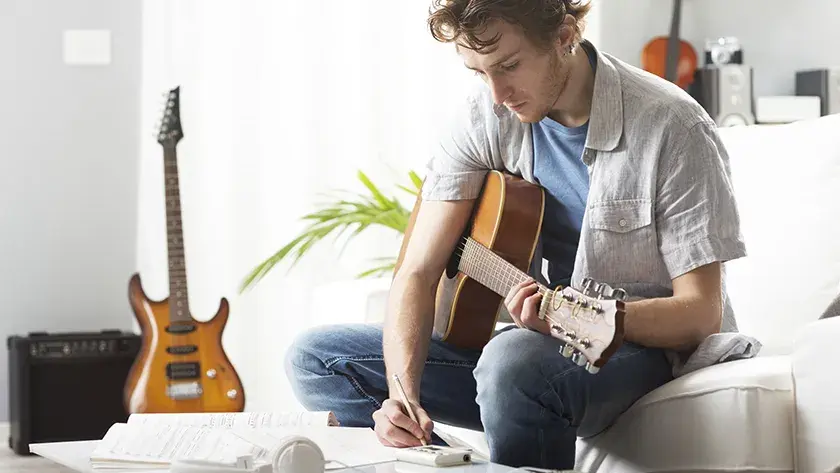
446 236 467 278
166 362 199 380
165 324 196 334
166 345 198 355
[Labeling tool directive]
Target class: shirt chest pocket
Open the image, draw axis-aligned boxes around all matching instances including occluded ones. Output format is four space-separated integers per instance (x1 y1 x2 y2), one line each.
586 199 659 282
589 199 652 233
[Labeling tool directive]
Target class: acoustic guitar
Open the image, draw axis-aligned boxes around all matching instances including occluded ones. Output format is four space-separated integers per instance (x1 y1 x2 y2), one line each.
396 171 626 373
123 86 245 413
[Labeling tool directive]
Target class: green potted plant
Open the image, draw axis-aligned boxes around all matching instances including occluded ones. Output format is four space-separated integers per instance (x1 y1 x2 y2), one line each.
239 170 422 293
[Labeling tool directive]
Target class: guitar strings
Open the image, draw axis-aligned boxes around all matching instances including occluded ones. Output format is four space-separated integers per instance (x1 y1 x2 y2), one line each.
456 236 615 364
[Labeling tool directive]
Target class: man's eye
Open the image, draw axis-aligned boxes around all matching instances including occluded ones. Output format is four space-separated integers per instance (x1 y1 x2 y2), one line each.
501 62 519 71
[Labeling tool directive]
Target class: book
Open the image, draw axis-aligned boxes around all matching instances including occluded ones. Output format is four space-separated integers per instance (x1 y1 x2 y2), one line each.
88 411 396 471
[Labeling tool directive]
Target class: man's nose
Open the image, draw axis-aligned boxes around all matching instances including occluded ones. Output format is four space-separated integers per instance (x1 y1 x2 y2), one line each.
488 78 511 105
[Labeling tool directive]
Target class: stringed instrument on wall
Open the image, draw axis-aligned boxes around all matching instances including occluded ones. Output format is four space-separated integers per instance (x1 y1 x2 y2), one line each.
395 171 627 374
123 86 245 413
642 0 697 90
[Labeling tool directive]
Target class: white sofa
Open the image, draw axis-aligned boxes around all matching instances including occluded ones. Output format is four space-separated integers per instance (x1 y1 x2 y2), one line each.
325 113 840 473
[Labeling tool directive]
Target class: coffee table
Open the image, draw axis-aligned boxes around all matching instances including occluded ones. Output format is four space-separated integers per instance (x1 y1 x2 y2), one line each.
28 439 532 473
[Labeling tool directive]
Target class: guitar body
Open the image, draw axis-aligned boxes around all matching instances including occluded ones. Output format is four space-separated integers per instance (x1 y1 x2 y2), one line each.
124 273 245 413
397 171 545 350
641 36 697 89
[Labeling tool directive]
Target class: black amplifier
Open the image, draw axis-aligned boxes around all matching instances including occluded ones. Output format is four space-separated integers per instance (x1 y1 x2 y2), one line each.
7 329 141 455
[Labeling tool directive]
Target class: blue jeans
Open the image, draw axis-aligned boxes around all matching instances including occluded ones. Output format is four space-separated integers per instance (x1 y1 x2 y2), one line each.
285 323 673 469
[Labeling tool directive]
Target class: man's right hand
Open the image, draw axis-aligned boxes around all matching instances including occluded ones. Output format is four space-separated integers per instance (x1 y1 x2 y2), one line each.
372 399 433 447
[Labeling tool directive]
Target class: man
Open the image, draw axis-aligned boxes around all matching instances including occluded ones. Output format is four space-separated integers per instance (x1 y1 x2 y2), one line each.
285 0 748 468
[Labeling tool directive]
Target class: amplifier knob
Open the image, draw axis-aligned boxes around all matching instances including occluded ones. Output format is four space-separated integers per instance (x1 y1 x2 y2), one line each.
226 389 238 399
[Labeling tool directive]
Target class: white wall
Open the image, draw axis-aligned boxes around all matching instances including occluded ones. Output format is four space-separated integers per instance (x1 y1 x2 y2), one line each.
595 0 840 96
0 0 141 421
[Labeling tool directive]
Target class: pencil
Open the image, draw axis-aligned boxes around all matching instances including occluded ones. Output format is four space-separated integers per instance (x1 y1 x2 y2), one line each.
392 374 428 446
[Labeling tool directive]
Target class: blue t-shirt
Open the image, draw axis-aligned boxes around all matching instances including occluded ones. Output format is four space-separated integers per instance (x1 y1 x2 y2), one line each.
531 42 597 287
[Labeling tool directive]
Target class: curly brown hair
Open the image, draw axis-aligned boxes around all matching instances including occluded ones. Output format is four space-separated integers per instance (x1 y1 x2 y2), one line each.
428 0 593 53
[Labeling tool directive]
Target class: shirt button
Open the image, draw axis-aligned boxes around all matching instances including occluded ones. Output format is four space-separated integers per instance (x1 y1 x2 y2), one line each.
619 219 627 227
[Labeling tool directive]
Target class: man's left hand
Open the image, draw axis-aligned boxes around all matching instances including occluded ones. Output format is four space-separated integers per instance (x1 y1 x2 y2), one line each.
504 279 550 335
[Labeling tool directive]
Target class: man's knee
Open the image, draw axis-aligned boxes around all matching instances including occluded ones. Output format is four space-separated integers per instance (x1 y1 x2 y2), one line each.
474 329 568 401
284 326 330 391
284 323 383 392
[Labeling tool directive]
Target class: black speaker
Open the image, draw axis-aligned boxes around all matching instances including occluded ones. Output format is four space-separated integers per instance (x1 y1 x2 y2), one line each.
796 68 840 116
7 330 141 455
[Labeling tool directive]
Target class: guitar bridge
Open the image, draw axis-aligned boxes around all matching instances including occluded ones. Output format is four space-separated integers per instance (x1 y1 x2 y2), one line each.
167 381 203 400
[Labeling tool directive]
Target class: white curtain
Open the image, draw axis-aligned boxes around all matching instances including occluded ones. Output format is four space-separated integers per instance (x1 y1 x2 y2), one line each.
137 0 477 411
137 0 603 412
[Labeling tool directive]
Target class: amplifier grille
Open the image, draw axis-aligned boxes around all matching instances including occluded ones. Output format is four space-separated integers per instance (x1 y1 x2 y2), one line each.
7 331 141 454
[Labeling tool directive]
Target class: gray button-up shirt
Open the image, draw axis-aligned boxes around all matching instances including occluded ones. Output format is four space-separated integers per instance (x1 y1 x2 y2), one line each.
421 41 760 376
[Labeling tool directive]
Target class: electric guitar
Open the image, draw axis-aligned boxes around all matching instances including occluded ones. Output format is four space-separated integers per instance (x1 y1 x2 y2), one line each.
395 171 626 373
123 86 245 413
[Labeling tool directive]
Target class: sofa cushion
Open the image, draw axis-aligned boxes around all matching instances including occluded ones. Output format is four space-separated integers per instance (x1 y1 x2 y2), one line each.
717 115 840 354
793 317 840 473
574 355 794 473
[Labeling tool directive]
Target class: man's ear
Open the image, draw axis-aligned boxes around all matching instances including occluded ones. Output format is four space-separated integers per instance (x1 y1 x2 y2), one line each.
555 14 577 53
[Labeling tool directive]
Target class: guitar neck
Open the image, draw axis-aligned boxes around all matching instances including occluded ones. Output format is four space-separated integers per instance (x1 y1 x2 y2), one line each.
457 237 542 298
665 0 682 82
163 147 191 323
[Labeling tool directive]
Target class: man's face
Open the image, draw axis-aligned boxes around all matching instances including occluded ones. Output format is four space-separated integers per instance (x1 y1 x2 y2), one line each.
459 19 570 123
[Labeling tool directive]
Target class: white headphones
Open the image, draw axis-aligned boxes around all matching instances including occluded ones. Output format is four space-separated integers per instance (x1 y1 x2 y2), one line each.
170 435 326 473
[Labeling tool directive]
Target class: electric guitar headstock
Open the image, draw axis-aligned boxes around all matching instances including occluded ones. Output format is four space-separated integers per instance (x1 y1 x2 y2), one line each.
538 278 626 374
156 86 183 149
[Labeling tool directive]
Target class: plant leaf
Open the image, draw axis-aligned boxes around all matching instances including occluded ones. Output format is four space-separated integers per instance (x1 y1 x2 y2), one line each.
239 169 423 293
357 171 391 208
409 170 423 190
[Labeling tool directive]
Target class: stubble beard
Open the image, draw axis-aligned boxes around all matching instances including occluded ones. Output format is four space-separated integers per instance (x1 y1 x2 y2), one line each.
530 50 571 123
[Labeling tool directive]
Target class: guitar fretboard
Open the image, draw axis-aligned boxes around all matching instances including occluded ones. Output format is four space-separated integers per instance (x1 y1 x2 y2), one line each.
163 147 190 324
457 237 541 298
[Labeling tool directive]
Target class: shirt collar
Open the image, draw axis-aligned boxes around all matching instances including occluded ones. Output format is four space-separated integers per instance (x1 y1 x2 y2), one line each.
583 41 624 156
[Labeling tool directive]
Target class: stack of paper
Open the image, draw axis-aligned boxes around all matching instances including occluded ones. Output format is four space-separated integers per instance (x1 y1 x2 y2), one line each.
86 411 397 471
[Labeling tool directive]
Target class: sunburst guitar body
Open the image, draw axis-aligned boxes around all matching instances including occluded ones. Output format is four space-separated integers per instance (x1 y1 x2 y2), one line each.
396 171 628 373
123 86 245 413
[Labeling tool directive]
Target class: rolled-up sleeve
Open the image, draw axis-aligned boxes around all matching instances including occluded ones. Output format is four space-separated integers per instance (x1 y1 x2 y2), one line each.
655 120 747 279
421 91 491 201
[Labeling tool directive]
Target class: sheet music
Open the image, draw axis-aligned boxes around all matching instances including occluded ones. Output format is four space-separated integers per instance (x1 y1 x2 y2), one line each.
89 422 266 468
125 411 337 429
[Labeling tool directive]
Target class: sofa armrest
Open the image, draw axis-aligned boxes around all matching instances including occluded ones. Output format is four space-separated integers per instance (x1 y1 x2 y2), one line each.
792 316 840 473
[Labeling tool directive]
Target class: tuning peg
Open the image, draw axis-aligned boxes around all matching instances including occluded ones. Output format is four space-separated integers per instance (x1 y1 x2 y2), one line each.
582 277 594 294
595 283 607 299
560 344 574 358
571 351 587 366
585 362 600 374
611 288 627 301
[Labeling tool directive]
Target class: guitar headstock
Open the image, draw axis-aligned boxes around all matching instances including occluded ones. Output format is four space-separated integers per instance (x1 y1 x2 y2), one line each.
156 86 183 148
538 278 626 374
